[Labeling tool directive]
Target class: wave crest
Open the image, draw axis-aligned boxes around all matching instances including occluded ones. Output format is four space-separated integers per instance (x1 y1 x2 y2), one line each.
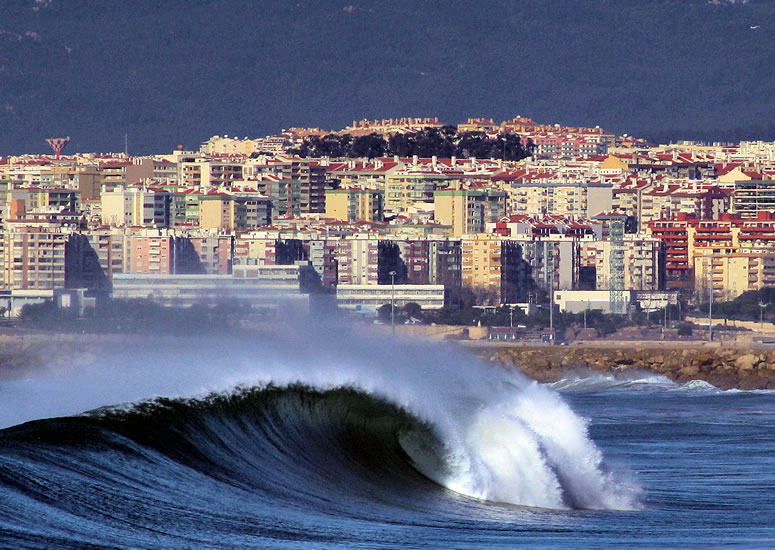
0 333 641 511
83 379 641 511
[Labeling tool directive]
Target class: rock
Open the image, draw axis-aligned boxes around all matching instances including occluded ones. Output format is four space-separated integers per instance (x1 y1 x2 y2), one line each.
735 353 759 371
678 365 699 378
695 352 717 366
739 374 769 391
478 344 775 391
706 372 738 390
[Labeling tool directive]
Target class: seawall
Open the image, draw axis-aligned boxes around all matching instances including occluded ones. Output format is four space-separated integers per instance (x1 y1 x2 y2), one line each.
477 343 775 390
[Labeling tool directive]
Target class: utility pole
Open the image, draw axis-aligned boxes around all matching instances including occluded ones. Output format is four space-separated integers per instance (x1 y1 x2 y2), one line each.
510 306 513 328
390 270 396 338
549 274 554 343
759 301 767 332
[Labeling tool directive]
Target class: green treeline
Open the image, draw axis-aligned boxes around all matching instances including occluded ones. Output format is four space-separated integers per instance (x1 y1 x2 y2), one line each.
289 127 534 160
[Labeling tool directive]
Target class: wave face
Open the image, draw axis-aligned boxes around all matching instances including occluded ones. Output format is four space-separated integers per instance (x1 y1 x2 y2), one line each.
0 329 640 547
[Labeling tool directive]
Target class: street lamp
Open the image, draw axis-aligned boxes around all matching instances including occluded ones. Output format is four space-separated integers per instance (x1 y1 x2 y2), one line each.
548 275 554 343
389 270 396 338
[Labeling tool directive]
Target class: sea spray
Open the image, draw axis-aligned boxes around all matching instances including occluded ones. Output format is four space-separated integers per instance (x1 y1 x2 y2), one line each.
0 326 641 510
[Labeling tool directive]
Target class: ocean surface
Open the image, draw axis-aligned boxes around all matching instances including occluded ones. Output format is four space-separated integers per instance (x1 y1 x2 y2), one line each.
0 332 773 549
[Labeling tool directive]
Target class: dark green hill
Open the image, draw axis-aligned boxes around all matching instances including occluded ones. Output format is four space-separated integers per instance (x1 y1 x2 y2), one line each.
1 0 773 155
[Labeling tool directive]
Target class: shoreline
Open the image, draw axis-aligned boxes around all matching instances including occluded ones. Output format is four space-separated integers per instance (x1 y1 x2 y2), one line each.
471 341 775 390
1 329 773 390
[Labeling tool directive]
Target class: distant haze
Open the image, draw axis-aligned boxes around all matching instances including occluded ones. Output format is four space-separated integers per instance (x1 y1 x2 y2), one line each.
1 0 774 155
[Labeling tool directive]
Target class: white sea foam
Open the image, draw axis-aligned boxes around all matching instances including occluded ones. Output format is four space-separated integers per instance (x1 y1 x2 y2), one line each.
0 326 641 510
549 372 733 395
676 379 721 393
549 372 676 392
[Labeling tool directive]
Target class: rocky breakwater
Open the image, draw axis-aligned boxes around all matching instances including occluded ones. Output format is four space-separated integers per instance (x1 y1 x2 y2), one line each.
483 345 775 390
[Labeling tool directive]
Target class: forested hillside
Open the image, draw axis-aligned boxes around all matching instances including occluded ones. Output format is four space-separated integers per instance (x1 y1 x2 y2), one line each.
1 0 773 154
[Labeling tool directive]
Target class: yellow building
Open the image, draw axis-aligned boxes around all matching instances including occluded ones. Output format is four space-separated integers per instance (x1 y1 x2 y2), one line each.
434 187 506 236
199 193 271 232
693 251 775 301
325 188 384 222
461 234 528 304
597 155 629 176
100 186 171 227
199 195 233 232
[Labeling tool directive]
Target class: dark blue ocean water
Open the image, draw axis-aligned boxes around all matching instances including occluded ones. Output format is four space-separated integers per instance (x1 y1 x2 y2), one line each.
0 336 773 549
1 381 773 549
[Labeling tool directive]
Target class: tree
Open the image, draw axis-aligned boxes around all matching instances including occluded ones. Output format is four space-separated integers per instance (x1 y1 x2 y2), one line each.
290 127 531 161
403 302 422 320
377 303 393 323
351 133 387 158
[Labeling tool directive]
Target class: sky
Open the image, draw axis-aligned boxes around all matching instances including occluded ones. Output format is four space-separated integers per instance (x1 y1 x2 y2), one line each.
1 0 774 155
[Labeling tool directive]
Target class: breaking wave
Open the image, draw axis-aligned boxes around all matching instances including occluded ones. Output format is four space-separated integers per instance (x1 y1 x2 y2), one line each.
0 329 641 548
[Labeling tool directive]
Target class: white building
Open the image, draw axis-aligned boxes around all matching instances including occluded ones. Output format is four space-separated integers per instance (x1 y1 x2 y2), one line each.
112 263 314 309
336 284 446 312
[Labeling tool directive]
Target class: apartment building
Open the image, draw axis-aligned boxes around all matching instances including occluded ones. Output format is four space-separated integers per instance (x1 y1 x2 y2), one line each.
428 238 462 288
461 234 533 304
580 237 661 291
434 186 506 236
324 158 400 190
501 181 612 219
126 233 175 274
199 192 271 232
325 188 384 223
189 233 233 275
101 185 172 228
648 211 775 296
84 228 127 281
0 225 69 290
306 238 339 287
387 172 453 217
731 178 775 217
178 158 244 188
333 237 380 285
254 176 300 217
246 157 326 213
99 160 131 187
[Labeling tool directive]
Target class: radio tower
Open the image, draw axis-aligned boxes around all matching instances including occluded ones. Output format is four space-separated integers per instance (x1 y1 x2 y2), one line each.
46 136 70 158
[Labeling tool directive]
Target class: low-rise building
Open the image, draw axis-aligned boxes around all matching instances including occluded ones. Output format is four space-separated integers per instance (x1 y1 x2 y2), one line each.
112 263 314 309
336 284 445 312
